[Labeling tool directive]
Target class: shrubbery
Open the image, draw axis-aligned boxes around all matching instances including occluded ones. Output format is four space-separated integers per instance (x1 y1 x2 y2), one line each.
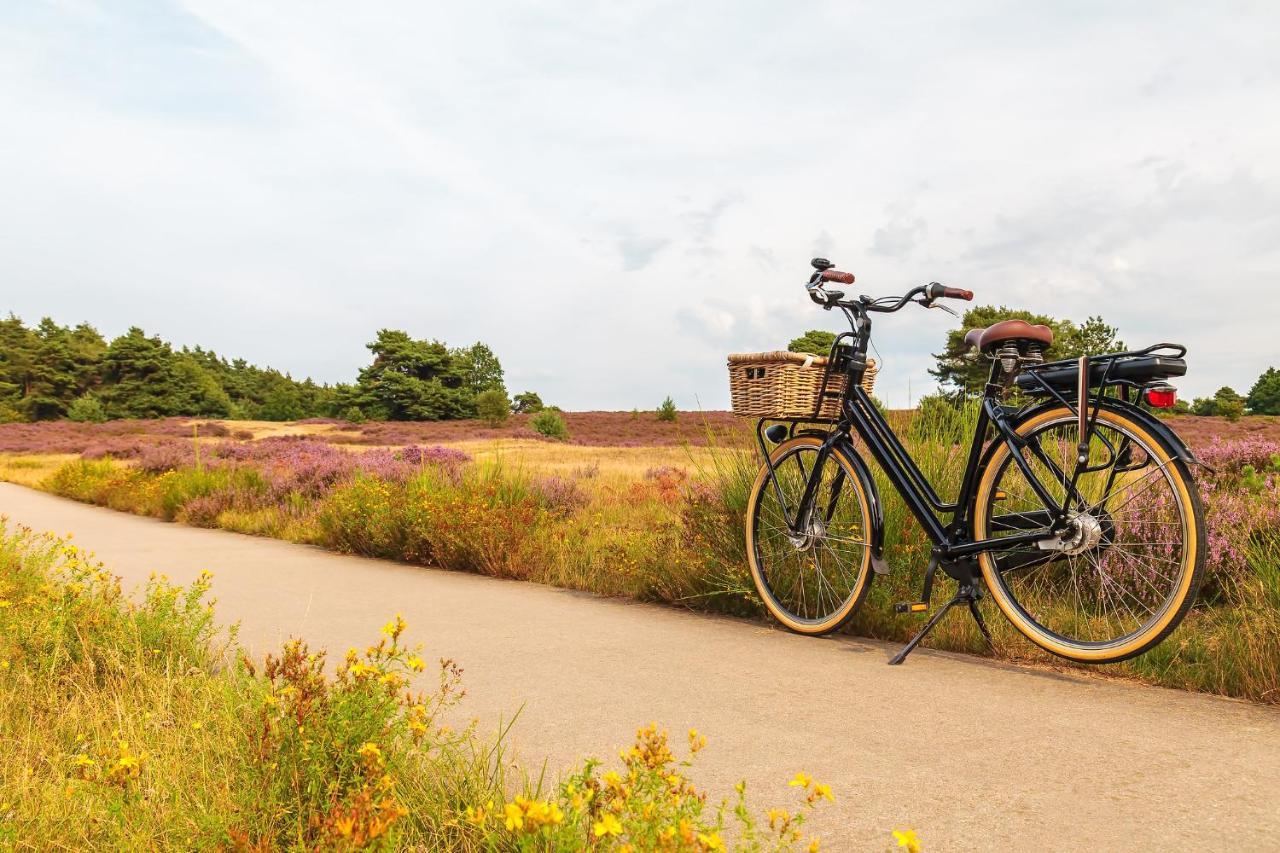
531 409 570 441
475 388 511 427
0 524 851 849
66 393 106 423
25 418 1280 705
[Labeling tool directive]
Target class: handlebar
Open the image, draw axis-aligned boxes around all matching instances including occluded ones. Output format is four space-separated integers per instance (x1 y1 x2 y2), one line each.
925 282 973 301
805 274 973 314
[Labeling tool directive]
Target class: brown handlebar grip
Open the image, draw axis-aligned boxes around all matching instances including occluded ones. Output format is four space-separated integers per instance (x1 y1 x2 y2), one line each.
943 286 973 301
820 269 855 285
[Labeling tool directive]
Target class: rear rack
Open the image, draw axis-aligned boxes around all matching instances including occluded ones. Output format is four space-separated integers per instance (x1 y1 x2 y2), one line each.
1014 342 1187 397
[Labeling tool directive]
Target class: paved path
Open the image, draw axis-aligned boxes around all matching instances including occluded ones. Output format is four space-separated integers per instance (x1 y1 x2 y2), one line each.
3 483 1277 851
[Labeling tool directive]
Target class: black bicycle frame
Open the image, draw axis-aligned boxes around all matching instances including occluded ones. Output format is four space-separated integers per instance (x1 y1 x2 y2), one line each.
758 309 1118 564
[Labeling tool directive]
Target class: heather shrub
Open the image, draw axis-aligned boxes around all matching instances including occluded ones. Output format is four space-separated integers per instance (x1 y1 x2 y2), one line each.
532 408 570 441
66 394 107 423
530 474 589 515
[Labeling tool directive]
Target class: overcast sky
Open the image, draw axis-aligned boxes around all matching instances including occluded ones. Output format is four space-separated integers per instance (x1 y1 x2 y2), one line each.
2 1 1278 409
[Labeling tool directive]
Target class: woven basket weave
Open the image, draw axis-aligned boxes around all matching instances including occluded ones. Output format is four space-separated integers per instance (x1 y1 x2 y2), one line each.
727 351 878 419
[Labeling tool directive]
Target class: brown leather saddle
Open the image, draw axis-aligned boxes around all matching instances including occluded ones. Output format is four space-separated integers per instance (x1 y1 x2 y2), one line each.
962 319 1054 353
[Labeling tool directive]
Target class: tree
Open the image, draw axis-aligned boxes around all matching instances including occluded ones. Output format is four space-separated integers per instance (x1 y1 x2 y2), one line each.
656 396 678 422
259 383 305 421
1192 386 1244 419
0 314 38 411
351 330 472 421
788 330 837 356
475 388 511 427
1247 367 1280 415
511 391 543 414
931 307 1124 393
1214 386 1245 421
454 342 505 395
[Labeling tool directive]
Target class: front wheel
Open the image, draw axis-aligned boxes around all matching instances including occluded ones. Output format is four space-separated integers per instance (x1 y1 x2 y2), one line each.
972 405 1205 664
745 435 875 635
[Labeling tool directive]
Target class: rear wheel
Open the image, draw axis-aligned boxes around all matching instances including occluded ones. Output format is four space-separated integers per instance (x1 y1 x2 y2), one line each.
972 406 1205 663
745 435 874 635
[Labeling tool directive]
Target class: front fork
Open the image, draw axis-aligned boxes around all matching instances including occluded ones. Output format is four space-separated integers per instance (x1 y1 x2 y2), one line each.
754 420 842 535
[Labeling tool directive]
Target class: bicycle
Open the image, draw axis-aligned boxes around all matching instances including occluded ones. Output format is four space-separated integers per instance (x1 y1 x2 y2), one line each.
734 258 1205 665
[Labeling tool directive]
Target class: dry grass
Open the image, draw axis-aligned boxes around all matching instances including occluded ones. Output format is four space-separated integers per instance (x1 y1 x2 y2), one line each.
442 439 726 482
0 454 78 487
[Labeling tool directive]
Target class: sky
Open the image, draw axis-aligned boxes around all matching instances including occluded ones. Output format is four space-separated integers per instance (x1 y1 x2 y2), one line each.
2 0 1278 410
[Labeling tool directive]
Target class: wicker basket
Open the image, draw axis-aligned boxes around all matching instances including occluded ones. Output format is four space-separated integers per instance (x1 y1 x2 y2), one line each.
727 351 878 419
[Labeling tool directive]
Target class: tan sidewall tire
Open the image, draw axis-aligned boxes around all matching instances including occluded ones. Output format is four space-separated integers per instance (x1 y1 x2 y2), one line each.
745 435 874 635
973 407 1203 663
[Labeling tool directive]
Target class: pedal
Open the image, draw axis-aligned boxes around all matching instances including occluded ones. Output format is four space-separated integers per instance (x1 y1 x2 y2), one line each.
894 602 930 614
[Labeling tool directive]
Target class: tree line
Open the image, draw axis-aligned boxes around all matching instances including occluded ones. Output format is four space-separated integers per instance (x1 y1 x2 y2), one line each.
0 315 544 423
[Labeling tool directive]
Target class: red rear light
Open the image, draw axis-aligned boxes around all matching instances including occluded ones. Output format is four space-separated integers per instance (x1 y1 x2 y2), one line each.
1144 385 1177 408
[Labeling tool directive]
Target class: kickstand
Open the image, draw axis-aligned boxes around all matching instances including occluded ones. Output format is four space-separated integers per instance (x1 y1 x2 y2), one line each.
888 583 993 665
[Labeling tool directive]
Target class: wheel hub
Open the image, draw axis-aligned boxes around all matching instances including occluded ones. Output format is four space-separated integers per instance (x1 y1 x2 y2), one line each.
788 516 826 551
1060 512 1104 555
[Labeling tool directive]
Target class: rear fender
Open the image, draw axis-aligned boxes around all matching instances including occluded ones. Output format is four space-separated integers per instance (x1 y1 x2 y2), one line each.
1015 396 1200 466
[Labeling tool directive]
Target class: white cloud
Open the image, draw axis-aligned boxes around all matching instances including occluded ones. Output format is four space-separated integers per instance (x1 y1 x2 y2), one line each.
1 0 1279 410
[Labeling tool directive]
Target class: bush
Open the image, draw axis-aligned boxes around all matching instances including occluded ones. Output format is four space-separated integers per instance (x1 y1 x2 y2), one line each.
66 394 107 423
475 389 511 427
342 406 366 424
908 392 974 445
531 409 570 441
656 397 678 423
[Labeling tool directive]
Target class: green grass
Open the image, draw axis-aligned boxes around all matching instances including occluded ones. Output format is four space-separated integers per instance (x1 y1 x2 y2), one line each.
0 523 855 850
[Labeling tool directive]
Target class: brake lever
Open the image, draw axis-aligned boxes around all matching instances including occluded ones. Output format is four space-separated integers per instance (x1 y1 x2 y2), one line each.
917 296 959 318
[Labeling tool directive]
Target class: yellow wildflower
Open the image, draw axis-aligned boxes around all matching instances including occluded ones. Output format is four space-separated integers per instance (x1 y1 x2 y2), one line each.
358 742 383 768
406 655 425 672
503 802 524 832
810 782 834 802
593 813 623 838
788 772 812 789
465 800 493 825
381 613 407 640
894 828 922 853
333 815 356 837
697 831 725 850
808 838 822 852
